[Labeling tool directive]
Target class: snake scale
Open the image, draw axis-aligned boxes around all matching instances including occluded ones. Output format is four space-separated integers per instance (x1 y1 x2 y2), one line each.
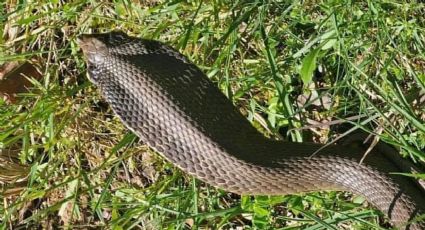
78 31 425 229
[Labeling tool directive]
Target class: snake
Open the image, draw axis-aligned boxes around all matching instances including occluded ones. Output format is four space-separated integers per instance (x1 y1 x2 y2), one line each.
78 31 425 229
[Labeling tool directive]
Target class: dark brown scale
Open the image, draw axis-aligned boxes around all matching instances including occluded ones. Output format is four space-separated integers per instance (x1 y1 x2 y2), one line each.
78 31 425 229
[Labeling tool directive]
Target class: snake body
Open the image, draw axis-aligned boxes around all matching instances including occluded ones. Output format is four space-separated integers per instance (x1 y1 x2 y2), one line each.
78 31 425 229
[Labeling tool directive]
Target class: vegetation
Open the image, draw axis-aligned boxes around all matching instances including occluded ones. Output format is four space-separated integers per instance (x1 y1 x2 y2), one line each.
1 0 424 229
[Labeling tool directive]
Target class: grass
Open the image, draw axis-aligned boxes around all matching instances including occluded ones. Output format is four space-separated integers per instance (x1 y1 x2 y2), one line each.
1 0 424 229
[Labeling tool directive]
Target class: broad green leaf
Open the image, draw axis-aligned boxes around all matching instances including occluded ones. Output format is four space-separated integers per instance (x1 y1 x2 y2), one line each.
321 38 337 50
300 48 321 85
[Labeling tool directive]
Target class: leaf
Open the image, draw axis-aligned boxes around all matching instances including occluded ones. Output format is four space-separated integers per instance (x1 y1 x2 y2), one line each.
241 195 252 210
320 30 337 50
300 48 321 85
253 205 269 217
17 14 43 25
352 195 366 204
320 30 336 40
321 38 337 50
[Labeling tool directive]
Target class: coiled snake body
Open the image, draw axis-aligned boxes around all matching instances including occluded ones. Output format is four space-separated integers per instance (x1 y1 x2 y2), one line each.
78 32 425 229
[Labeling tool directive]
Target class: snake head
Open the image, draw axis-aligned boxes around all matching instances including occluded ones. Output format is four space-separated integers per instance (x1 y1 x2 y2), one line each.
78 33 107 84
78 31 189 85
78 34 107 64
78 31 134 84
